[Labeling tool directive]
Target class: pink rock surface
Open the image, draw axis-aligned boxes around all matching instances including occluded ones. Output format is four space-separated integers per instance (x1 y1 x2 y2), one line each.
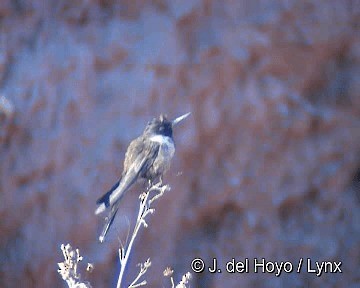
0 1 359 287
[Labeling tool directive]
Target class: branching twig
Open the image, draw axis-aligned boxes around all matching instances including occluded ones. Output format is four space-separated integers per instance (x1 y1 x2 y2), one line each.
57 183 191 288
116 182 170 288
57 243 93 288
128 258 151 288
164 267 192 288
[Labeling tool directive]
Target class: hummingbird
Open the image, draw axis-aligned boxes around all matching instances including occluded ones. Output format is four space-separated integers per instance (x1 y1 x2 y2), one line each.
95 112 190 242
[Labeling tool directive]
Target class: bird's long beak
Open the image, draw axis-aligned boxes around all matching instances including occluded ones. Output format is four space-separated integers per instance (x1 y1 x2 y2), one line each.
172 112 191 126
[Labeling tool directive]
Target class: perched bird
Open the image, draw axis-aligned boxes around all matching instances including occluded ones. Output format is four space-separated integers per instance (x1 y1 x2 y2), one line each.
95 112 190 242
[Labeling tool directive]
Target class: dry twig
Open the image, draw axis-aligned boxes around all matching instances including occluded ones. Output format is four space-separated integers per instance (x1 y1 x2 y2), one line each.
57 243 93 288
116 182 170 288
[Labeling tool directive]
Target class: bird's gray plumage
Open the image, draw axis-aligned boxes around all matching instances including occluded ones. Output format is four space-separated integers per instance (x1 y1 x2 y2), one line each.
95 113 190 242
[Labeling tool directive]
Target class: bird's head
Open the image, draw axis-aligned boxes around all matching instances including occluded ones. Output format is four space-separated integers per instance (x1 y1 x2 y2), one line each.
144 112 191 137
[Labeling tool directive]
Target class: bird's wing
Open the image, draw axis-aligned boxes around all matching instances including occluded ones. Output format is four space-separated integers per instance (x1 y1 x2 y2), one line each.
123 136 145 175
97 141 160 242
96 180 120 206
138 140 160 178
107 140 160 208
95 137 146 214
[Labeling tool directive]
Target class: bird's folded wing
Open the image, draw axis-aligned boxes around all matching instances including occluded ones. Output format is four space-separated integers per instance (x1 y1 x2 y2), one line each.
96 142 160 215
108 147 153 206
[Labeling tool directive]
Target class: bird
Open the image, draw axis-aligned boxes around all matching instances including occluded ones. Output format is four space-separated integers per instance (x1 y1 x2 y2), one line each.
95 112 190 242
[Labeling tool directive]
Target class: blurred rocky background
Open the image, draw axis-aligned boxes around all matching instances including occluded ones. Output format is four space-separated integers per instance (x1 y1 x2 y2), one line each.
0 0 359 287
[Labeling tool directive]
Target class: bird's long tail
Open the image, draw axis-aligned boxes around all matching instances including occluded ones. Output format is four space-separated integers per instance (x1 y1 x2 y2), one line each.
95 180 125 242
95 157 147 242
99 203 119 243
95 180 120 215
95 174 138 242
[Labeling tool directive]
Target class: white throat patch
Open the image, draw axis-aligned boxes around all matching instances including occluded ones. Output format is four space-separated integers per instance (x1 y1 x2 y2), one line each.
150 135 175 157
150 135 173 145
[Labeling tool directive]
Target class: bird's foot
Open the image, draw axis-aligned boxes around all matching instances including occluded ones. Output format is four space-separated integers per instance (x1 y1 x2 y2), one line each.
148 181 170 204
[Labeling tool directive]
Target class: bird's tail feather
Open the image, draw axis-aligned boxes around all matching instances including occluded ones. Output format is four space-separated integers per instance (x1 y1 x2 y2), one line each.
95 180 120 215
99 204 119 243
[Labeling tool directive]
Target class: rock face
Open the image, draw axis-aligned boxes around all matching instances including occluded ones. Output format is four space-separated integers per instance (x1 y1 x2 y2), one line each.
0 1 359 287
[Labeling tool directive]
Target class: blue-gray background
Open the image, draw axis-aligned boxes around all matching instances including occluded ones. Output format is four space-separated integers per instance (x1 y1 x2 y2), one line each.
0 1 359 287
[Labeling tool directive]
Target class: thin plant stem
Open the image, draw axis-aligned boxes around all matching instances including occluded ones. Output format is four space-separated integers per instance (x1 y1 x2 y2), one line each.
116 183 168 288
